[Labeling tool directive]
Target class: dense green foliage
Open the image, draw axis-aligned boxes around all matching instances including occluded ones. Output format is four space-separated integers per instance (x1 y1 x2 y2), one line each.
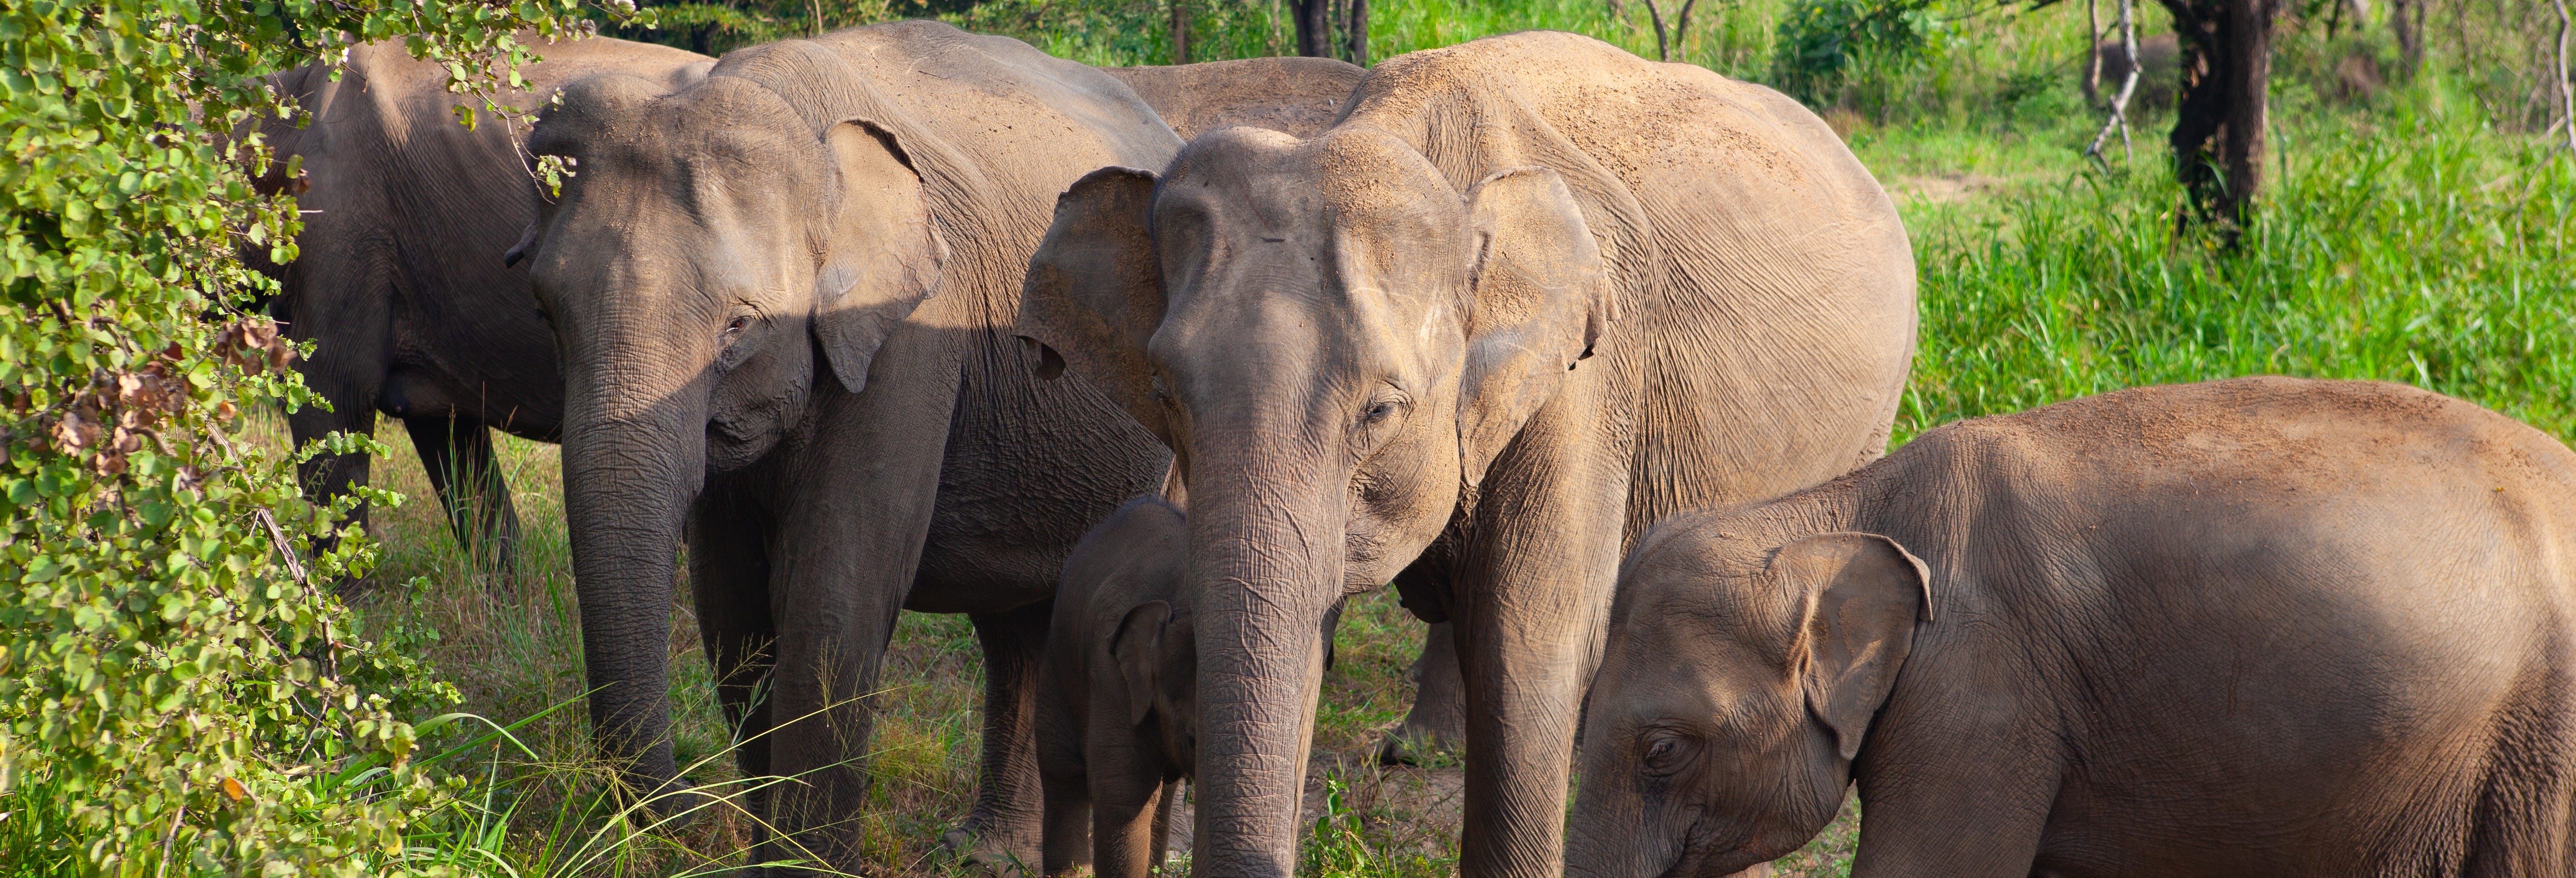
1769 0 1943 102
0 0 608 872
1890 77 2576 440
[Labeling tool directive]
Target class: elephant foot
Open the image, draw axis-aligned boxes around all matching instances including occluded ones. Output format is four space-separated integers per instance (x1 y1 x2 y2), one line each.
939 820 1041 877
1373 728 1464 767
1377 620 1466 767
627 776 710 831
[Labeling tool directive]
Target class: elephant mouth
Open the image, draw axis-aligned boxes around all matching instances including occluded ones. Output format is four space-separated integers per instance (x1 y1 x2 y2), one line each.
1654 812 1767 878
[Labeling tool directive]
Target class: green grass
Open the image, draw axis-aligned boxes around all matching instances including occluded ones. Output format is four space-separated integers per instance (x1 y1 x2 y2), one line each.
338 0 2576 871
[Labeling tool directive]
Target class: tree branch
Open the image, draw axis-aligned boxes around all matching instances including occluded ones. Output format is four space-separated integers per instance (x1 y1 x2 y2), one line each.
2086 0 2143 163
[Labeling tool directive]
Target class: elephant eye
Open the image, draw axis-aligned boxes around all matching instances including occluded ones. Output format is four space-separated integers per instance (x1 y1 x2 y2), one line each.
723 315 752 335
1362 400 1400 424
1640 731 1697 776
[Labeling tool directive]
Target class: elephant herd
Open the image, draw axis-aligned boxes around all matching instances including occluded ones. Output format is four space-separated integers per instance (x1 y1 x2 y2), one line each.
255 20 2576 878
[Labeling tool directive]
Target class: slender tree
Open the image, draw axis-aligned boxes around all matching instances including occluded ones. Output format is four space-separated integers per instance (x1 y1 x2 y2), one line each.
1296 0 1331 56
2088 0 2105 101
2390 0 2424 73
1349 0 1370 65
1174 0 1191 63
1638 0 1702 61
2557 0 2574 156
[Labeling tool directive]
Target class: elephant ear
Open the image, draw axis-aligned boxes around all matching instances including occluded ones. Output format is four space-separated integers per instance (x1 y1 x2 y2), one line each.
1456 167 1619 487
1771 532 1930 762
1110 600 1175 728
1017 166 1171 443
812 119 949 395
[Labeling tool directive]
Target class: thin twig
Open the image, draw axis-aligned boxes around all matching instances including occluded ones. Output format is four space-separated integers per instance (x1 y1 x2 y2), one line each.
2555 0 2575 158
1641 0 1671 60
2085 0 2143 164
2087 0 2103 102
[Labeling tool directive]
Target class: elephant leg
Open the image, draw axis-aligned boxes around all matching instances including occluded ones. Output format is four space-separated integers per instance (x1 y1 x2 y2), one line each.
762 331 964 872
1087 722 1168 878
402 415 522 577
1149 778 1179 871
289 375 377 587
1449 389 1633 878
1377 621 1466 766
946 600 1053 871
1038 711 1091 878
689 482 777 839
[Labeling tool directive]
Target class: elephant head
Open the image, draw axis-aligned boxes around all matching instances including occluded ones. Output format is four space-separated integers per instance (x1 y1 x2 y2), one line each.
1017 124 1615 872
514 68 945 797
1567 528 1928 878
1108 599 1199 773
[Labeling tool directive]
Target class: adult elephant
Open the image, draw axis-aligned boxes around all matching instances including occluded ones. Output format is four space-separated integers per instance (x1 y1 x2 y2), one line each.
249 36 710 573
1019 30 1916 878
1104 54 1479 767
512 23 1368 870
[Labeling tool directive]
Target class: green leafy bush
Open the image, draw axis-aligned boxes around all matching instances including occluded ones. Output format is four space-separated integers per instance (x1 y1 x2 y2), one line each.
0 1 605 873
1770 0 1943 103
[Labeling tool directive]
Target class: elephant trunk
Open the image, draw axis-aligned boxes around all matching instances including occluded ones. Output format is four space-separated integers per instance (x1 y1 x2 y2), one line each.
560 362 709 804
1183 447 1347 878
1564 766 1662 878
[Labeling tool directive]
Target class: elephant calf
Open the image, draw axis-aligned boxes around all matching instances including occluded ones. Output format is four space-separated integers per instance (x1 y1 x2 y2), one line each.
1037 497 1196 878
1572 377 2576 878
1036 496 1342 878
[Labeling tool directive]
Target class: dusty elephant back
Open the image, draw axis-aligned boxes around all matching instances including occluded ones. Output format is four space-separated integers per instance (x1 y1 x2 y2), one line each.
696 22 1181 328
1340 31 1919 537
1101 57 1365 139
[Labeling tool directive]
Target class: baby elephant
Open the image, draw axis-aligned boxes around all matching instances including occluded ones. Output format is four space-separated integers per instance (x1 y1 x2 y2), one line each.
1037 496 1194 878
1036 497 1344 878
1570 377 2576 878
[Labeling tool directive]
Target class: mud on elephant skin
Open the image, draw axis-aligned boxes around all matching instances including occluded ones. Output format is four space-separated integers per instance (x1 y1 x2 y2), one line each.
514 22 1184 870
1103 56 1363 140
1573 377 2576 878
1020 30 1915 878
247 35 708 578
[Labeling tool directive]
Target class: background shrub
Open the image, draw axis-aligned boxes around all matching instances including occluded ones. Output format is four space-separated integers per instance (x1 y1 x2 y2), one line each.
0 1 607 873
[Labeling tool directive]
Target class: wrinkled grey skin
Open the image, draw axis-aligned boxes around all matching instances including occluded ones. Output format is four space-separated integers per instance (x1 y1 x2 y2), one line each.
1020 31 1915 878
1034 496 1343 878
1102 54 1476 769
248 36 708 574
1573 377 2576 878
515 22 1179 869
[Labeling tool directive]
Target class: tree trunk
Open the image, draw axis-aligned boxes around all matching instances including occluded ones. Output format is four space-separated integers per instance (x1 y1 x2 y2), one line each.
1295 0 1331 57
1347 0 1369 66
2389 0 2422 74
2087 0 2105 102
2160 0 2280 230
1171 0 1190 64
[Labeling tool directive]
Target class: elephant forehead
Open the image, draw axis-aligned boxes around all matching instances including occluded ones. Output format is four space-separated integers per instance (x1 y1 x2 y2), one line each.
1304 127 1462 228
